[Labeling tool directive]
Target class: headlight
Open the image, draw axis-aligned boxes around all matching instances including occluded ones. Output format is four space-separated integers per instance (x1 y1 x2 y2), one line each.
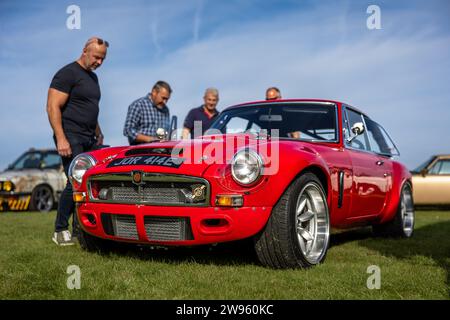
68 154 97 185
231 149 263 185
3 181 14 192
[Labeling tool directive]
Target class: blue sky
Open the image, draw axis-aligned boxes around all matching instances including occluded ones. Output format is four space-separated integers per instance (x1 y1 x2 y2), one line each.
1 0 449 170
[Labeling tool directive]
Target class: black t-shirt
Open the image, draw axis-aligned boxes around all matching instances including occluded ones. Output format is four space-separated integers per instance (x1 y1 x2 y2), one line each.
183 105 219 138
50 61 100 138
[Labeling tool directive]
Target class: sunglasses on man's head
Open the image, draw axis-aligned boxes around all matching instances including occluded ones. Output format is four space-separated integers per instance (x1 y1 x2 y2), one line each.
95 38 109 47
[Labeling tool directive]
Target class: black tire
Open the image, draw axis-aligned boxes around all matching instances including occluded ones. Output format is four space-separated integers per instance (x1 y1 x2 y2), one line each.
372 182 415 238
29 185 54 212
254 172 330 269
78 228 115 254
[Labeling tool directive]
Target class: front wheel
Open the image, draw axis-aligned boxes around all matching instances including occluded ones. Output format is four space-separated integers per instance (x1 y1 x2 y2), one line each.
373 182 415 238
78 228 115 254
254 172 330 269
29 185 54 212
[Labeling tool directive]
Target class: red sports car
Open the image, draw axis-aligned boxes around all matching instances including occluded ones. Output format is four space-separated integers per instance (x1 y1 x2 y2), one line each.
70 99 414 269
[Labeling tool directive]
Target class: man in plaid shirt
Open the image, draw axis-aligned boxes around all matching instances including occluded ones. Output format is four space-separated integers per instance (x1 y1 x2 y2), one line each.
123 81 172 145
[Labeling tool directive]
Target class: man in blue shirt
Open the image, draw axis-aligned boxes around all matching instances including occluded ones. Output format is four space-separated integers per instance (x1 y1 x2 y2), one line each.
182 88 220 139
123 81 172 145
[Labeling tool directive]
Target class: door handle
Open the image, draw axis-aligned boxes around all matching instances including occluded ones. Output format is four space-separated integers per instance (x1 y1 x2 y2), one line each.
376 160 384 166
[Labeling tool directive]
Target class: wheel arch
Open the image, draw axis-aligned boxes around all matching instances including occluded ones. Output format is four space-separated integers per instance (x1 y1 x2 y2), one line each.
32 182 55 195
298 165 330 197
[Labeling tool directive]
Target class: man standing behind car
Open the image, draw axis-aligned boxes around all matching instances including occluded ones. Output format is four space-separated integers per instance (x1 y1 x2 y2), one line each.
182 88 220 139
265 87 282 101
123 81 172 145
46 37 108 246
265 87 300 139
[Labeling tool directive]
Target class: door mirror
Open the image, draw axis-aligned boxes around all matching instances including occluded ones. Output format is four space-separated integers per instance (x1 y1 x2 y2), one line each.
347 122 365 143
351 122 365 135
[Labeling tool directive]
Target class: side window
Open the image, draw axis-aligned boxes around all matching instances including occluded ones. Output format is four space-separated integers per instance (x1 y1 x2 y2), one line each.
439 160 450 174
19 152 42 169
42 153 62 169
364 117 400 156
344 108 370 151
429 160 450 175
364 117 390 155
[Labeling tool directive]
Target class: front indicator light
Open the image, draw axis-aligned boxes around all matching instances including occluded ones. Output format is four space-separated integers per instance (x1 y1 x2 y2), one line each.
215 195 243 207
73 192 86 202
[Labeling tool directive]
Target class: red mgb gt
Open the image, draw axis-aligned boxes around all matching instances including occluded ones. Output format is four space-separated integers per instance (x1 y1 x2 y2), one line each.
70 99 414 269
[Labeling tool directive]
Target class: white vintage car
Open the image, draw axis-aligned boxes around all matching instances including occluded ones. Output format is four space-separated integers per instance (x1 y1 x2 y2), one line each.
0 149 67 212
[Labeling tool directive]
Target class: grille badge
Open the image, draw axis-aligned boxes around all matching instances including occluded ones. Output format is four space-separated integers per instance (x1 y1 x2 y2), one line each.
131 171 145 186
192 185 206 202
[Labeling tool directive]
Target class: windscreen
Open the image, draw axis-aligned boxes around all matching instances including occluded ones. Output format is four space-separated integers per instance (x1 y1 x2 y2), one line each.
208 103 338 142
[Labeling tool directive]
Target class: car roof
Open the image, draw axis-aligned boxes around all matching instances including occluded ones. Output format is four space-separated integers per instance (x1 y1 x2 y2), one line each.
434 154 450 160
223 99 368 117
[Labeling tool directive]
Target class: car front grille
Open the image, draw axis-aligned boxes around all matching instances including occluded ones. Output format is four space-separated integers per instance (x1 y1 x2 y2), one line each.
101 214 194 242
88 173 209 206
107 185 180 203
144 216 194 241
101 214 139 240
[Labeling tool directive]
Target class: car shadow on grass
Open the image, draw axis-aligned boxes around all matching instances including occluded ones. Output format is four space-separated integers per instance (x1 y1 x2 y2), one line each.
105 237 260 267
92 220 449 273
330 221 450 289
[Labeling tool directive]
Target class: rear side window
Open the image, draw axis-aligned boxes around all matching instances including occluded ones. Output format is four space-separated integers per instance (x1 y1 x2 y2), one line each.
364 117 399 156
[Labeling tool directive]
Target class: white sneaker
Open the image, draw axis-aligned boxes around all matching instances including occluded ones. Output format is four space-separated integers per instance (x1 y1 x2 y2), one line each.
52 230 75 246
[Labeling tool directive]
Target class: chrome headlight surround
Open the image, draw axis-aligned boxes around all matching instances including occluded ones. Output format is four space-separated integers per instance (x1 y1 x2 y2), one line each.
68 154 97 185
231 149 264 185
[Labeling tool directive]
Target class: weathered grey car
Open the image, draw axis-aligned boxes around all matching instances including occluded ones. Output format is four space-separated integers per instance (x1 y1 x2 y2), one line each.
0 149 66 212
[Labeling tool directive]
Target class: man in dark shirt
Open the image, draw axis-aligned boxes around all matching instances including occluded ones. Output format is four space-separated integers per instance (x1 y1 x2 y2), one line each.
182 88 220 139
46 37 108 246
123 81 172 145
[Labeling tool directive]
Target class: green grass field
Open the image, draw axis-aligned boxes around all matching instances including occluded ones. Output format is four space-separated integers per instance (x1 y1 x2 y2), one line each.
0 210 448 299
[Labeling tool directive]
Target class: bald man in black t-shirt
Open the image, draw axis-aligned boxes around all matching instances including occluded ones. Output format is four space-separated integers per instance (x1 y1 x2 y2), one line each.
46 37 108 246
